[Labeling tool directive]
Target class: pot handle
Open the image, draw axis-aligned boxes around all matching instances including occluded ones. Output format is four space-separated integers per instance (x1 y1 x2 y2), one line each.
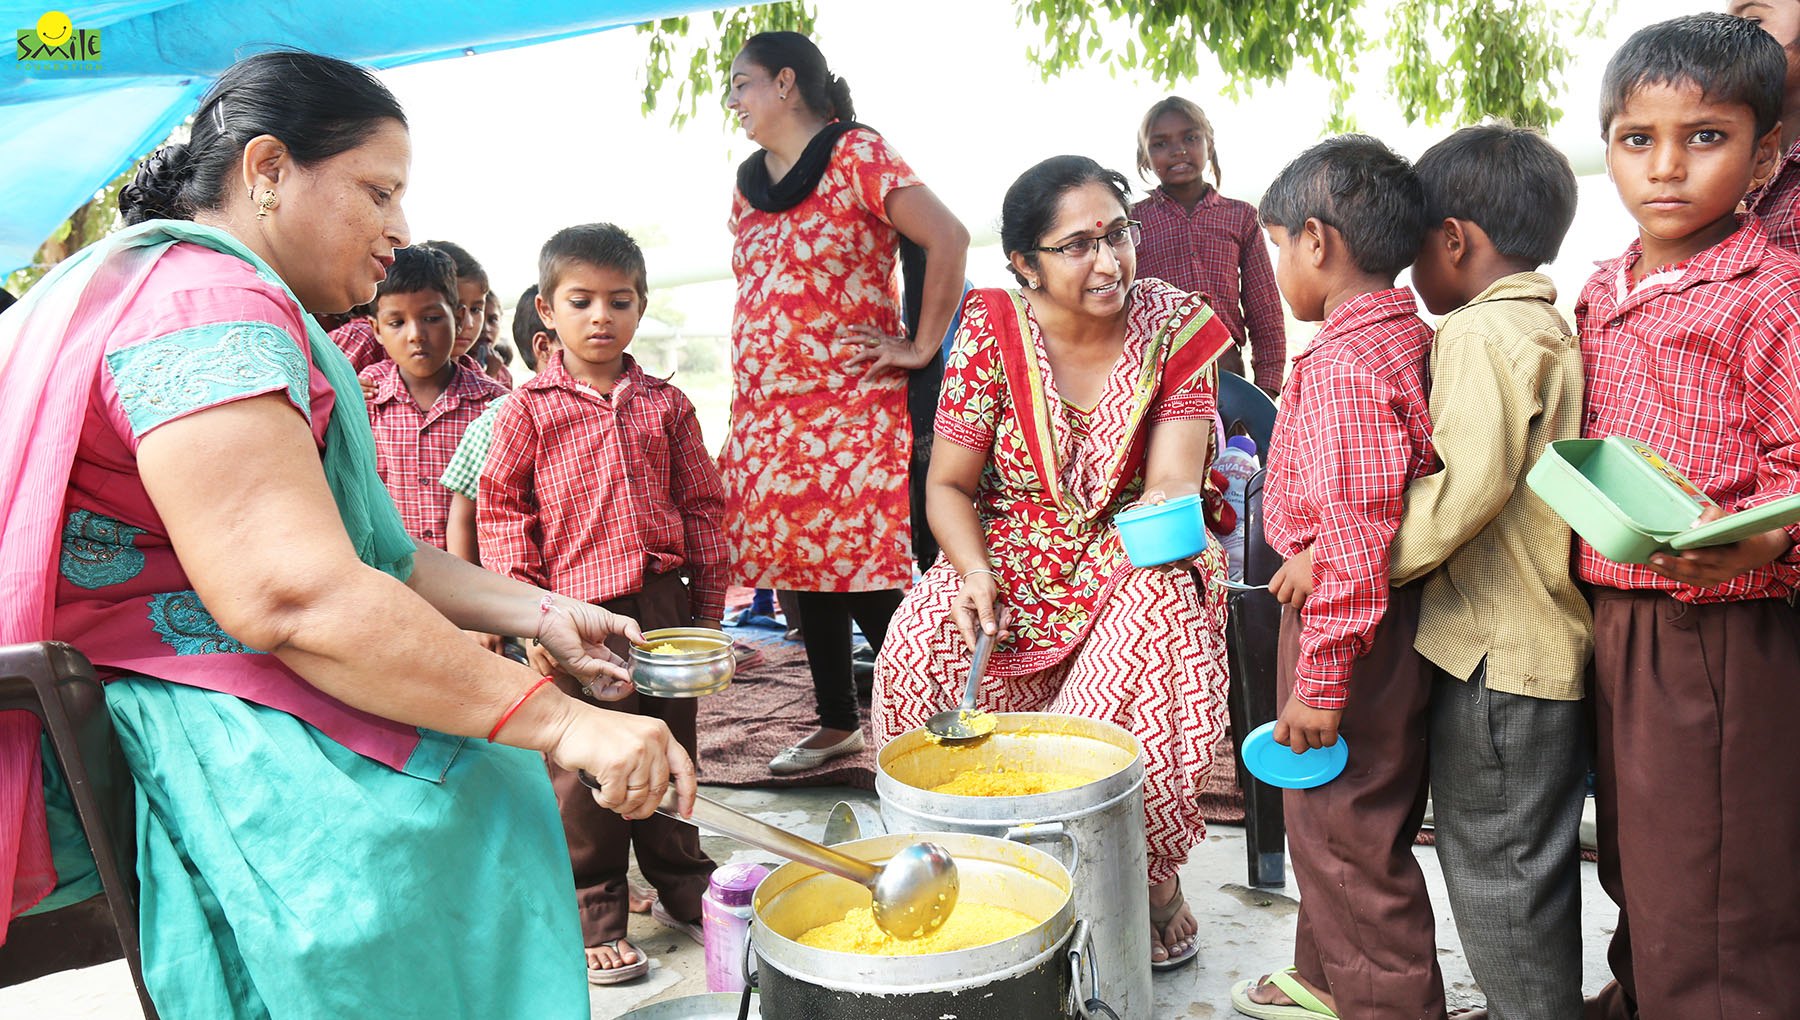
1064 918 1123 1019
737 927 759 1020
1004 821 1079 876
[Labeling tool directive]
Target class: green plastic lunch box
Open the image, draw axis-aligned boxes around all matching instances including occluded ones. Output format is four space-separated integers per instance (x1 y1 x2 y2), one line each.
1526 436 1800 565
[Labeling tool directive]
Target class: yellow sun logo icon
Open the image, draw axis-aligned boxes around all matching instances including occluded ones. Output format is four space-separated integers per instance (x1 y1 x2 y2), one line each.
35 10 73 48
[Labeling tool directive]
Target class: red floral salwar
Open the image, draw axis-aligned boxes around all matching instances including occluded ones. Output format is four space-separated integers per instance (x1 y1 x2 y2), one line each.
872 281 1234 882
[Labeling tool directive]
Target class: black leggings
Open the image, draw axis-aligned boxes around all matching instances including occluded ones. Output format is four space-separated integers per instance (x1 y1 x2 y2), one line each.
794 588 904 731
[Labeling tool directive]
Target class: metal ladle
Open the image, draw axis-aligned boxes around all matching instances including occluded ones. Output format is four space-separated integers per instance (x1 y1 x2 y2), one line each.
579 773 959 939
926 606 1007 742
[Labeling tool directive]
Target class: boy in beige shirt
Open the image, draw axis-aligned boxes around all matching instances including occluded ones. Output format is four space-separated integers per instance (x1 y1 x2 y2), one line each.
1394 124 1590 1020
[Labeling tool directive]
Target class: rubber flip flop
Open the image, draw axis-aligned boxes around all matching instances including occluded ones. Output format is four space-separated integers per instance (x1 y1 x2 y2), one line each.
651 900 703 945
1149 876 1199 972
1229 968 1338 1019
587 940 649 985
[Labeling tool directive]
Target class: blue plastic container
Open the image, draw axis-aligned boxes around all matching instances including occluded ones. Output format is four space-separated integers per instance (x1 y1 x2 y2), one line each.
1114 493 1208 567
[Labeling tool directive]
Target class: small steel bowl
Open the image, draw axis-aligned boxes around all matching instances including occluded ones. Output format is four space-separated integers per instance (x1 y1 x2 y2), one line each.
630 628 735 698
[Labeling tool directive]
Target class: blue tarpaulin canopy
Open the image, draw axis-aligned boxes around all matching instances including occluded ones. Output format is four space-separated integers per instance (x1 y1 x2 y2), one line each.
0 2 721 275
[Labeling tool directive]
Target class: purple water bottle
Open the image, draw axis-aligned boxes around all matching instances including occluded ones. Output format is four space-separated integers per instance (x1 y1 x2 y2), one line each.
702 863 769 993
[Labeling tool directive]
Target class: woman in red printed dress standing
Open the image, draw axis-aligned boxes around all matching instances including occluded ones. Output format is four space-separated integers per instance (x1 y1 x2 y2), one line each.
720 32 968 774
873 156 1235 972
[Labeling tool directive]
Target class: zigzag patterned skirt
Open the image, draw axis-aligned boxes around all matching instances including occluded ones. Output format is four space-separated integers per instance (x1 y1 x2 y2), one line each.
873 547 1231 884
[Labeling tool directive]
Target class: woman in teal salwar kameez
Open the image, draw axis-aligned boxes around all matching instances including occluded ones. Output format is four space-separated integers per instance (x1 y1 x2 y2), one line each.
0 52 695 1018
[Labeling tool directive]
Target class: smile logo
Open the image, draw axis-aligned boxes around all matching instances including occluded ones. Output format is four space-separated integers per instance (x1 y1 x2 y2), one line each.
16 9 101 67
36 11 71 46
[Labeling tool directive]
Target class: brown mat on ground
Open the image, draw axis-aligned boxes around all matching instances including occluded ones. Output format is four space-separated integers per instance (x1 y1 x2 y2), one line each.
697 635 877 789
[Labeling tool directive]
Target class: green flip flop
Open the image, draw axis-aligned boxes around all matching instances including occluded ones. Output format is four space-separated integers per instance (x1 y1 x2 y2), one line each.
1229 968 1338 1019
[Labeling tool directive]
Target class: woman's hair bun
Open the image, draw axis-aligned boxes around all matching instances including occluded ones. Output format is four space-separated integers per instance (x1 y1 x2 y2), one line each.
826 74 856 122
120 143 194 225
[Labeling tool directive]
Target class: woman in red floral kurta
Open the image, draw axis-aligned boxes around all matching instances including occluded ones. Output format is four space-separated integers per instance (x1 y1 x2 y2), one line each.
721 32 968 773
873 156 1233 970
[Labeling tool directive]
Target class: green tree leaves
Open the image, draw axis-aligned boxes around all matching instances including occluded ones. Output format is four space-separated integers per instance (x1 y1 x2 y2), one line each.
634 1 1613 133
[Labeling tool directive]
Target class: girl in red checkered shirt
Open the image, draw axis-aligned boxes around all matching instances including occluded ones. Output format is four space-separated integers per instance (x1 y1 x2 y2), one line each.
1131 96 1288 396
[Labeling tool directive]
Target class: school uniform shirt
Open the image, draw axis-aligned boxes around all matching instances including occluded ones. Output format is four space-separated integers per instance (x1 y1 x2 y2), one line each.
329 317 384 374
438 395 509 502
1386 273 1591 700
1263 287 1437 709
478 354 729 622
1132 185 1288 389
361 359 507 549
1574 219 1800 601
1749 135 1800 253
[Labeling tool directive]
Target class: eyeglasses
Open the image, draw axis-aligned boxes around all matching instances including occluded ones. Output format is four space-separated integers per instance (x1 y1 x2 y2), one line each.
1033 221 1142 261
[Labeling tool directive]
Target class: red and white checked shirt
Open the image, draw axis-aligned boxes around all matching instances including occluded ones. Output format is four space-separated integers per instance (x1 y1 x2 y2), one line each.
1749 136 1800 254
1574 219 1800 601
329 317 385 374
1263 288 1437 708
1132 186 1288 389
361 359 507 549
477 354 729 621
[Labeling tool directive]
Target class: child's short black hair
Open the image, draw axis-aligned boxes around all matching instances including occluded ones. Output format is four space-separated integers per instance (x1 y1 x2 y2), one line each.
511 284 546 371
421 239 488 288
537 223 649 307
1414 124 1578 267
1258 134 1427 278
375 243 458 307
1600 14 1786 138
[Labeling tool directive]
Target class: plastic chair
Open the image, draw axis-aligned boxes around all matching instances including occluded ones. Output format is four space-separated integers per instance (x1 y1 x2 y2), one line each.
1216 370 1278 460
1223 469 1288 887
0 641 157 1018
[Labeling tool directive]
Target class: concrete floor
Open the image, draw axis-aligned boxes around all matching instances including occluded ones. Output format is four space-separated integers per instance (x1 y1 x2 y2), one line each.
1 783 1617 1019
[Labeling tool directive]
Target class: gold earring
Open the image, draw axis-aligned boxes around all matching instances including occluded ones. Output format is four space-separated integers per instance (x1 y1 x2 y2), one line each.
256 189 278 219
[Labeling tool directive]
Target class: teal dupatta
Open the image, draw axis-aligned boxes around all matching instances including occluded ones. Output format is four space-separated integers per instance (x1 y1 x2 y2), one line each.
133 220 416 580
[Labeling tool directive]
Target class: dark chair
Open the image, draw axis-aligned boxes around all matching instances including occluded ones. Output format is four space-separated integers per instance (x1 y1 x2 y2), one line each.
0 641 157 1018
1223 469 1288 887
1216 369 1278 460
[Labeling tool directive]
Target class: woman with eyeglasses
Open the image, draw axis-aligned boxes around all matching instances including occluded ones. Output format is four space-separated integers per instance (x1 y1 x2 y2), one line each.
872 155 1235 975
720 31 969 776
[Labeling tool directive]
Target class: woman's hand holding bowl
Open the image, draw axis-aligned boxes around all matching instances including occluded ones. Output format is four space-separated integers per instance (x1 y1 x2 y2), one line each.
1134 485 1205 574
840 323 933 380
535 599 644 701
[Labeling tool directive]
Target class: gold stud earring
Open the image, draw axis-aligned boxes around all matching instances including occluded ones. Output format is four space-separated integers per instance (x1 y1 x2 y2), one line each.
256 189 278 220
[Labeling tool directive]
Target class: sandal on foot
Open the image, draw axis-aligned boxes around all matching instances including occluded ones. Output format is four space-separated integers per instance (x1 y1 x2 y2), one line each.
1229 968 1338 1019
1148 875 1199 971
586 940 649 985
650 900 703 944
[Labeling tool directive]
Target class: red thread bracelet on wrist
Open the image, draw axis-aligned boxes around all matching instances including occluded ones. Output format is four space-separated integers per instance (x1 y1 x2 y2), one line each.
487 676 555 742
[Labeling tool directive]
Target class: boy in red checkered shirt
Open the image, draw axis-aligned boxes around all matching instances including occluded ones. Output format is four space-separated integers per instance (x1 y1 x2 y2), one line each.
1235 135 1442 1020
1581 17 1800 1020
359 244 506 550
479 224 725 986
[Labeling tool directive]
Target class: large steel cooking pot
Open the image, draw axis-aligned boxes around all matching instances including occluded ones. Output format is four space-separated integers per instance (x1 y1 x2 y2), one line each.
748 831 1116 1018
874 713 1153 1020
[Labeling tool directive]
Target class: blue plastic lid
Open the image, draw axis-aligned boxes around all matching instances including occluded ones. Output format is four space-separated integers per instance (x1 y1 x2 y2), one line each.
1226 435 1257 457
1240 721 1348 789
